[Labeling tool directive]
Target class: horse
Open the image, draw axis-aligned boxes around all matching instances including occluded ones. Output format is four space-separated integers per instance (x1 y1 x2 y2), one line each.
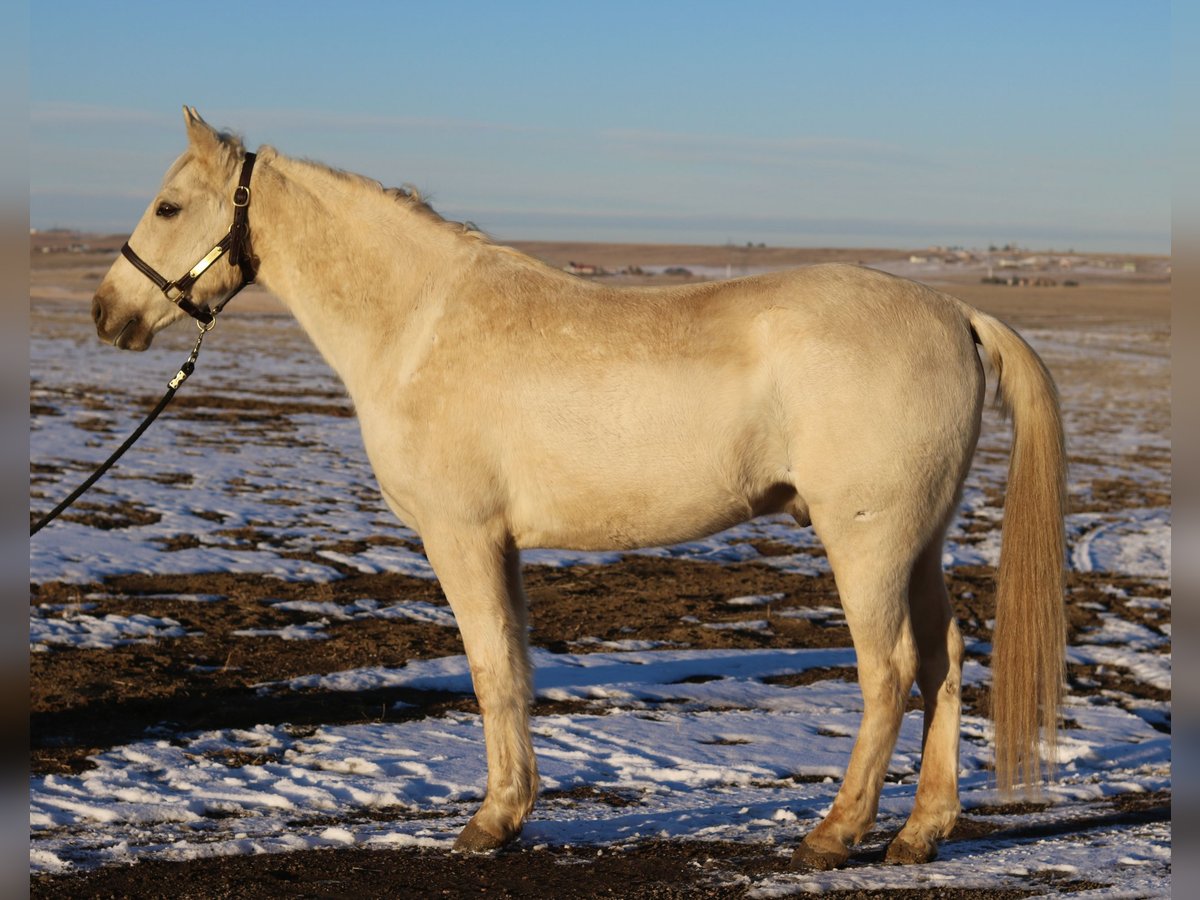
91 107 1066 870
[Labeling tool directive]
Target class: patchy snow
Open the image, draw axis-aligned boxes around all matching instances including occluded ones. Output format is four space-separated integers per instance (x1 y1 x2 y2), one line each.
1067 643 1172 694
30 647 1169 892
726 593 786 608
776 606 847 626
30 609 195 652
232 619 332 642
1070 509 1172 579
749 820 1171 897
269 598 459 628
704 619 773 632
270 647 863 698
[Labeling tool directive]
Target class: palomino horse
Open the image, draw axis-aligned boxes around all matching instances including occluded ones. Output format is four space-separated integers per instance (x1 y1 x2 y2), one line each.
92 108 1066 869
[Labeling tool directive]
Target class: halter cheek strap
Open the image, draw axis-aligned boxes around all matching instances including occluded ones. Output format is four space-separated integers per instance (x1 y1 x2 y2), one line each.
121 151 258 326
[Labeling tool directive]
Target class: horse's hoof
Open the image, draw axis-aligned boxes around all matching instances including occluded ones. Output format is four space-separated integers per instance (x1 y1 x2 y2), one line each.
790 840 849 871
884 836 938 865
454 818 511 852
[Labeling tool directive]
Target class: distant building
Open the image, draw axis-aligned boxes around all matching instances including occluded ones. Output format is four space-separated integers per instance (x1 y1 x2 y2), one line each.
564 261 602 276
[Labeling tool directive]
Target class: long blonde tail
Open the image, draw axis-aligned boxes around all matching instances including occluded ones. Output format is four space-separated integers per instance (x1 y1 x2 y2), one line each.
968 309 1067 793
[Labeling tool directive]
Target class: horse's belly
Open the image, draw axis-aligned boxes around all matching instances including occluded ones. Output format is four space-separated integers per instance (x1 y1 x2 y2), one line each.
505 425 792 552
499 366 793 551
510 479 755 552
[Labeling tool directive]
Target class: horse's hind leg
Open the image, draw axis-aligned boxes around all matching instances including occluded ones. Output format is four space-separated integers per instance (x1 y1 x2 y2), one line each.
885 535 964 864
422 526 538 851
791 512 921 871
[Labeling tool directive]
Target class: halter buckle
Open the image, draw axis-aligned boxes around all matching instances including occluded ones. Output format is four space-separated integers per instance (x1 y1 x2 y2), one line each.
164 283 185 302
233 185 251 207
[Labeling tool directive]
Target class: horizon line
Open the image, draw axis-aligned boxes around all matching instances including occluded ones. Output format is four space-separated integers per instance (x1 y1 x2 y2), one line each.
28 225 1169 259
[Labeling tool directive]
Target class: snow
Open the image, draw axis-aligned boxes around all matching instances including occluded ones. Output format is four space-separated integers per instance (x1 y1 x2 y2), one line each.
750 822 1171 897
1070 509 1172 579
30 608 195 652
30 649 1169 893
269 597 459 628
232 619 332 641
726 593 786 607
29 302 1171 893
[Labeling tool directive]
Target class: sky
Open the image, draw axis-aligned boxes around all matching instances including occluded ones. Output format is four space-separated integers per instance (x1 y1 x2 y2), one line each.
30 1 1169 253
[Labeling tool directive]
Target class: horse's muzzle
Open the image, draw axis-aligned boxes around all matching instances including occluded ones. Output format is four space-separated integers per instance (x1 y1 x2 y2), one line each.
92 291 153 351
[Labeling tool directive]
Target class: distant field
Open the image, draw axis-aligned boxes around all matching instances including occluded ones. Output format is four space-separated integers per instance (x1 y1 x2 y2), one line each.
507 240 914 269
31 231 1169 326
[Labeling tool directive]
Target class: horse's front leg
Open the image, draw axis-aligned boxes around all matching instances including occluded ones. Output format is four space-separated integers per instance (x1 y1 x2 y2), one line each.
423 525 538 851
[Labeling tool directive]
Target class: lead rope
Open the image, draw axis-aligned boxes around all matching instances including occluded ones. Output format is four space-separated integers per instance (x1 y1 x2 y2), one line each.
29 318 215 536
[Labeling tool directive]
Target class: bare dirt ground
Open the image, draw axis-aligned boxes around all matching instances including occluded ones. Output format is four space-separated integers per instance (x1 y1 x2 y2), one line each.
29 558 1171 898
29 239 1170 897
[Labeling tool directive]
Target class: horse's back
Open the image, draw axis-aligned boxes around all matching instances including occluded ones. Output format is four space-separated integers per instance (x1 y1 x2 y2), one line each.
367 260 986 552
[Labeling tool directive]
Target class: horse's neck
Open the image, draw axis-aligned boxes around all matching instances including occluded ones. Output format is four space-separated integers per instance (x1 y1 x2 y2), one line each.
249 155 472 392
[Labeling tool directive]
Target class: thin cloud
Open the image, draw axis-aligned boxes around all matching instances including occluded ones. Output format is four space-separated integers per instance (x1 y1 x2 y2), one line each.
31 184 156 200
600 128 937 171
203 107 557 137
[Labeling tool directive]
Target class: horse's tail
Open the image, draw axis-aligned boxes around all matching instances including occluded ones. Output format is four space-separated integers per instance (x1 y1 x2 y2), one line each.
966 306 1067 794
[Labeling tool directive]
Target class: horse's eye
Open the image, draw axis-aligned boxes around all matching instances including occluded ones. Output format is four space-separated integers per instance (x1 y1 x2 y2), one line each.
156 202 181 219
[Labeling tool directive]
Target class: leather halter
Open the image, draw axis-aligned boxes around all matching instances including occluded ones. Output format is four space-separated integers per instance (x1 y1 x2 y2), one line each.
121 152 259 326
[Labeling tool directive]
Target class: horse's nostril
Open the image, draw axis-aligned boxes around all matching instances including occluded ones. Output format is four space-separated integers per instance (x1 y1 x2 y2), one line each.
92 297 104 327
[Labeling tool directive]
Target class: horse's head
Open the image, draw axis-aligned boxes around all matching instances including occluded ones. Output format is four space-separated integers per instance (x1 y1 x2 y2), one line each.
93 107 247 350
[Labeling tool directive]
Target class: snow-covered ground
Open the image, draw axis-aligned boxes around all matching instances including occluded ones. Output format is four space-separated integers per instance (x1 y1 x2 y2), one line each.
31 647 1169 894
29 299 1170 894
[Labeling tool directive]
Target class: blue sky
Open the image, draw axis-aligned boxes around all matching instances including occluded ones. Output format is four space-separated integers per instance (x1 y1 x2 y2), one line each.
30 1 1169 252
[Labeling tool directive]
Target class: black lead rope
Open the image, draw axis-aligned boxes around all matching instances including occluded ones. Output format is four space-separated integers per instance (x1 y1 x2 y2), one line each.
29 323 213 537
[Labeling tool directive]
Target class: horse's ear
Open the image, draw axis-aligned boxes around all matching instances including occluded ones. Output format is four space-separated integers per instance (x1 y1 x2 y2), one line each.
182 106 222 157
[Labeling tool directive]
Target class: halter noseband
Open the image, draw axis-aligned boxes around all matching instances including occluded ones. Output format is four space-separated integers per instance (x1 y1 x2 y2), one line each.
121 152 259 326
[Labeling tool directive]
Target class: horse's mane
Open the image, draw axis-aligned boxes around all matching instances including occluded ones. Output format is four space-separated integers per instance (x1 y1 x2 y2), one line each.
384 183 490 243
272 148 492 245
192 128 539 268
